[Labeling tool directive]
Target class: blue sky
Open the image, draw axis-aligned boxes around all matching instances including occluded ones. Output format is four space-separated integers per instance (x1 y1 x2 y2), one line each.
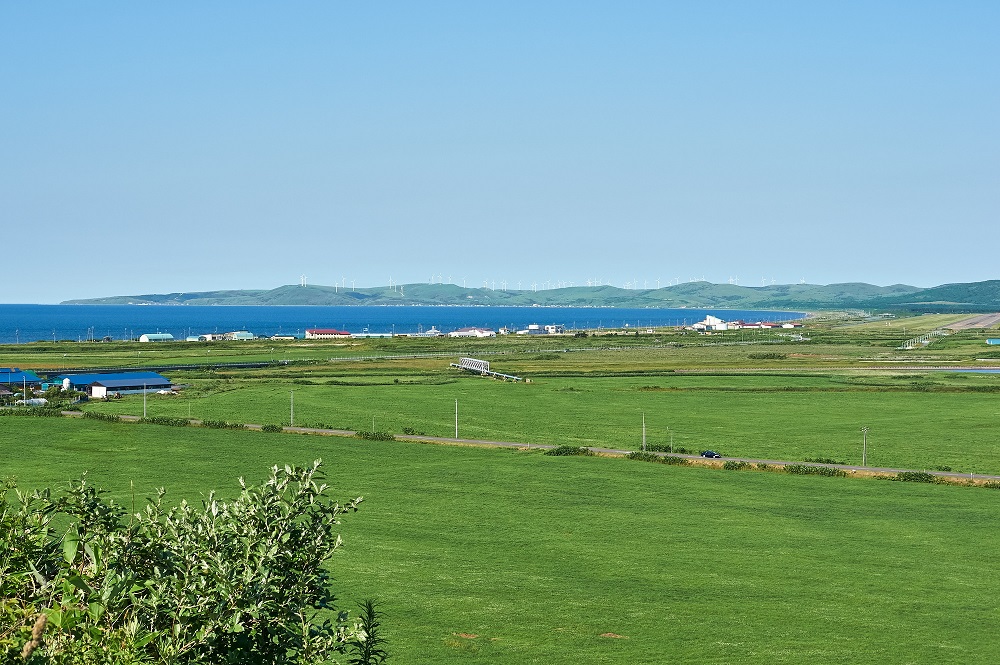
3 1 997 303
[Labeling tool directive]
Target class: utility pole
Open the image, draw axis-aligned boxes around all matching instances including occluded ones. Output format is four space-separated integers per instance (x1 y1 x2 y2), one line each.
455 399 459 439
290 390 294 427
641 413 648 451
143 383 147 419
861 426 869 466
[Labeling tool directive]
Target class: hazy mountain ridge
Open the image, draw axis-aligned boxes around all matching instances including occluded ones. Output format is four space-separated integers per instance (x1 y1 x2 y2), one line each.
61 280 1000 312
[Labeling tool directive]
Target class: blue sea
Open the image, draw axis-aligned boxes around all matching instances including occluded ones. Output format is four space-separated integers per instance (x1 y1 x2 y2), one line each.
0 304 805 344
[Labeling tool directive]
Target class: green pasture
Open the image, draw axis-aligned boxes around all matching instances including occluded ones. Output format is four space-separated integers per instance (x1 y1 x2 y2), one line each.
2 314 998 373
79 368 1000 474
3 417 1000 664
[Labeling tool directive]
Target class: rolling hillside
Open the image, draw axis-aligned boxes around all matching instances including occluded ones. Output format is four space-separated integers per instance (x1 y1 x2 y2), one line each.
61 280 1000 312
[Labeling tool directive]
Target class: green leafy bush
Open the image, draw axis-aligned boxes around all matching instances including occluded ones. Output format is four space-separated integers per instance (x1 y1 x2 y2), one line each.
139 416 190 427
625 451 689 466
644 444 693 455
260 423 284 433
354 431 396 441
544 445 595 457
82 412 122 423
783 464 847 478
0 407 64 418
0 462 368 664
723 460 751 471
803 457 847 465
199 419 245 430
893 471 939 484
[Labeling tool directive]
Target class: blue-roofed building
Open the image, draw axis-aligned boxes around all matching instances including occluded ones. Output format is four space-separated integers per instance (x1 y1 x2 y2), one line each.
49 371 172 397
0 368 43 387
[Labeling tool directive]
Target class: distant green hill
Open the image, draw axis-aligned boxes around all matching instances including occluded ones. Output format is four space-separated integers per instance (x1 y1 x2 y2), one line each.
61 280 1000 312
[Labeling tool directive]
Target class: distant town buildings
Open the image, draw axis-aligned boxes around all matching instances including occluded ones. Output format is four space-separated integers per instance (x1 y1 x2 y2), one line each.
689 316 802 332
304 329 351 339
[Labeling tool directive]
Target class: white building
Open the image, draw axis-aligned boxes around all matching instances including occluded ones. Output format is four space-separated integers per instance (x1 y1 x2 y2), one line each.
305 329 351 339
691 315 728 331
448 327 497 338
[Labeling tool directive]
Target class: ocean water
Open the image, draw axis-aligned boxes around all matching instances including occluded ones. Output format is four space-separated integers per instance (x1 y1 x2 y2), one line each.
0 304 805 344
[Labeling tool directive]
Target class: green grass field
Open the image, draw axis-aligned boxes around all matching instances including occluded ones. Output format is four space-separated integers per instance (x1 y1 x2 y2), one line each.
3 417 999 664
4 317 1000 662
80 369 1000 474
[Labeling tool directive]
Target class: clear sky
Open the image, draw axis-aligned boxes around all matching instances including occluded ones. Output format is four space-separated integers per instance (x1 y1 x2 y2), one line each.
3 1 998 303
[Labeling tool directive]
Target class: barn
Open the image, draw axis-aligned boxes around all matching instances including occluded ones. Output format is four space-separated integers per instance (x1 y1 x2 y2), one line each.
50 371 172 397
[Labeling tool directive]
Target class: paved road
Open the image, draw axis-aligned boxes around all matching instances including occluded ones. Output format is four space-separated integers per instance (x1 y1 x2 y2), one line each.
68 412 999 483
946 313 1000 331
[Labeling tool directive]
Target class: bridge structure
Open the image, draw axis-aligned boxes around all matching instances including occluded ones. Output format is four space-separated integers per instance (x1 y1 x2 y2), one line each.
450 357 522 382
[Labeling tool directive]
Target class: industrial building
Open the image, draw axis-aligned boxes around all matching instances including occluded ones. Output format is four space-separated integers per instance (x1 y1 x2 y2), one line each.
139 333 175 342
304 329 351 339
448 327 497 338
47 371 172 398
0 368 43 387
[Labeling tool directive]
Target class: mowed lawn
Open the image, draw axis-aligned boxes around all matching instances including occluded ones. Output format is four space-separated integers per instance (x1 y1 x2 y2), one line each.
85 372 1000 474
3 417 1000 664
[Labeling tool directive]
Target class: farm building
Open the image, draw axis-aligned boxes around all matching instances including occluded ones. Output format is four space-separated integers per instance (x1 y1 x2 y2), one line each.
516 324 565 335
139 333 174 342
0 368 43 387
988 339 1000 345
448 327 497 338
48 371 172 397
305 329 351 339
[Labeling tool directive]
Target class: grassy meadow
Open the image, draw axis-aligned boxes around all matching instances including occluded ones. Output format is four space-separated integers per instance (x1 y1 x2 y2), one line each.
77 368 1000 474
3 417 1000 664
3 312 1000 663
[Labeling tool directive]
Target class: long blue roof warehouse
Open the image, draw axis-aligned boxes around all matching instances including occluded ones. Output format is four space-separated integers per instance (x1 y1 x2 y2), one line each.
50 371 172 397
0 368 43 386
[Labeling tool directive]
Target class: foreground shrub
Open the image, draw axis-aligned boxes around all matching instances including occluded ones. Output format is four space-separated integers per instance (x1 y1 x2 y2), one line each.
723 460 751 471
783 464 847 478
0 461 369 664
260 423 284 433
544 445 595 457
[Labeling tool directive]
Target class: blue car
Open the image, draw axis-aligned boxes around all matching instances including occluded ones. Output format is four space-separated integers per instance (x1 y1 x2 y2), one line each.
700 450 722 459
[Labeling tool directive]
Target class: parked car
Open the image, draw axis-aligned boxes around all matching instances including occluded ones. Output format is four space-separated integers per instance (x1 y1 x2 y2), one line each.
700 450 722 458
